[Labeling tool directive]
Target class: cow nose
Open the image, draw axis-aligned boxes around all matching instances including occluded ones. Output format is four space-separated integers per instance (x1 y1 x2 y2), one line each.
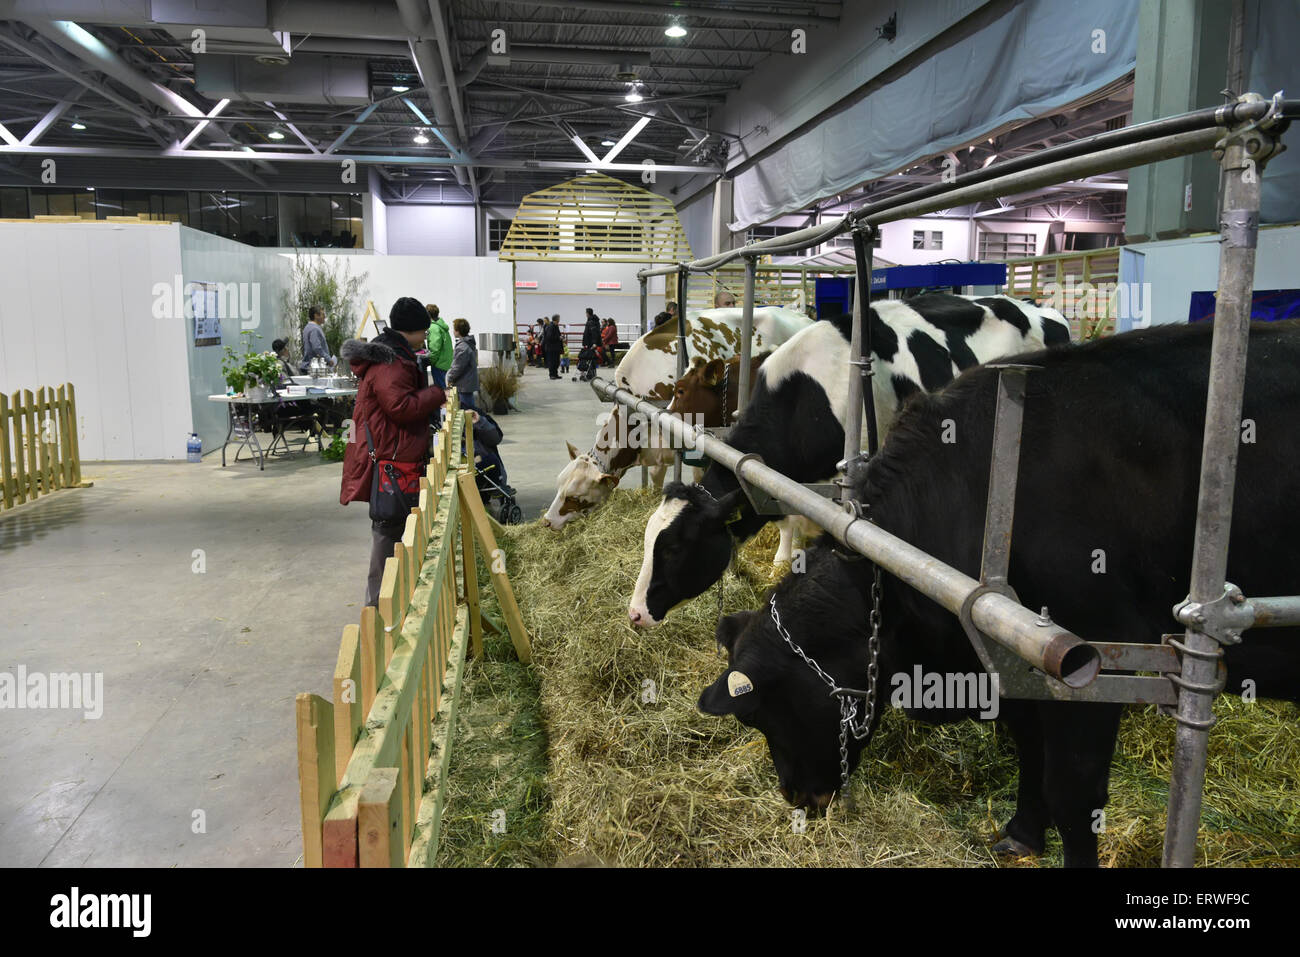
628 609 643 626
541 517 551 528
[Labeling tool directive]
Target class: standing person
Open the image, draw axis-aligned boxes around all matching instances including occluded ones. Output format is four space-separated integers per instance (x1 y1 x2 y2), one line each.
425 303 453 390
582 307 602 351
447 318 480 410
300 304 331 373
542 314 563 379
601 317 619 366
339 297 446 607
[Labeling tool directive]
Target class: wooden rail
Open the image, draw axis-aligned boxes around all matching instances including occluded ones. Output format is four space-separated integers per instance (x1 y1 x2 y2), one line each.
1 382 83 511
1004 247 1122 339
295 392 531 867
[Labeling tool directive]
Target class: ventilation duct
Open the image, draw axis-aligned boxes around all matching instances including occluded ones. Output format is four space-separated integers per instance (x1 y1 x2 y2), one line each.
195 53 370 105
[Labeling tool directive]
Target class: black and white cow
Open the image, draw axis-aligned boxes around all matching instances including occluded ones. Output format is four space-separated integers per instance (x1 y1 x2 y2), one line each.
628 293 1070 626
699 320 1300 867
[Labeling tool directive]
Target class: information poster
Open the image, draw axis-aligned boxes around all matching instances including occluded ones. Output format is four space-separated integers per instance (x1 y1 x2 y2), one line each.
192 282 221 347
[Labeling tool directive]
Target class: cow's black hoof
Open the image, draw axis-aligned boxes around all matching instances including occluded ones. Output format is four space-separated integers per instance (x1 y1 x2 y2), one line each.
992 835 1042 858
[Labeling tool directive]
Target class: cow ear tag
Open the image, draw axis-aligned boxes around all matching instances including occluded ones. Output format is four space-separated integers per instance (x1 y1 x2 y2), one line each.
728 670 754 697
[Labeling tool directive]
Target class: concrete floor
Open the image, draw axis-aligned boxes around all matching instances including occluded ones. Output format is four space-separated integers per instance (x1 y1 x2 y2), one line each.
0 364 604 867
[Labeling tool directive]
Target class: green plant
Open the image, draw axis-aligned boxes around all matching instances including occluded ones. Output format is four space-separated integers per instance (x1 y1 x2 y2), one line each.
221 331 265 392
282 251 369 359
320 430 347 462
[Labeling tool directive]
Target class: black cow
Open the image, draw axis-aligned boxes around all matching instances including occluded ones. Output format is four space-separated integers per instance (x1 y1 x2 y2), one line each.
698 320 1300 867
628 293 1070 626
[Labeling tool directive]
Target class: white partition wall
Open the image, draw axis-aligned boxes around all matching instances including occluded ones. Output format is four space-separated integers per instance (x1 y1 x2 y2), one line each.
287 252 515 339
0 222 191 461
180 227 294 453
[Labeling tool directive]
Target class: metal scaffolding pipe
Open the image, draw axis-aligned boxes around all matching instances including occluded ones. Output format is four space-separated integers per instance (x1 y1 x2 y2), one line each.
1163 104 1275 868
636 98 1300 282
738 257 756 415
592 376 1100 688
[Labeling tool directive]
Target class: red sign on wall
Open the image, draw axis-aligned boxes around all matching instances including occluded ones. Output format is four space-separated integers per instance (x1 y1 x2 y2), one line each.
515 281 538 289
596 281 621 290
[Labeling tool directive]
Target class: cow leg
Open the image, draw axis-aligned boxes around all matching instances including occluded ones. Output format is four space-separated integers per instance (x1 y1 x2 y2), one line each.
1039 701 1122 868
995 703 1048 858
648 462 667 489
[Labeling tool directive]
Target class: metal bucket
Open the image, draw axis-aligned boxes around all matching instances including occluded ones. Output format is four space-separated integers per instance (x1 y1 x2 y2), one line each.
478 332 515 354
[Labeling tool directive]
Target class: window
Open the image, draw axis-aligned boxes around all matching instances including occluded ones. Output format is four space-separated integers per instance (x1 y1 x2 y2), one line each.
978 231 1037 261
913 229 944 250
746 224 798 244
0 187 29 218
489 218 512 251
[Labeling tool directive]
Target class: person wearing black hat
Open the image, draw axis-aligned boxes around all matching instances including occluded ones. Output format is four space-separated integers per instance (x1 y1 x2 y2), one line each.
339 296 448 606
271 338 296 381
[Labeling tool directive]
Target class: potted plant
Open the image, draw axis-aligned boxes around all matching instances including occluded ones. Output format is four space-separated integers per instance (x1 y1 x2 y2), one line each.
479 365 521 415
222 333 283 400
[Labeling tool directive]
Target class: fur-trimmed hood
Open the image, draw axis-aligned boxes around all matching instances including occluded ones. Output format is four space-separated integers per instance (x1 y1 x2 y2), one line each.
341 338 398 365
342 333 417 379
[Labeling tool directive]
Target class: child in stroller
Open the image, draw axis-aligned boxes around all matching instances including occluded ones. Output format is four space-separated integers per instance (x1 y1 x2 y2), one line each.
472 410 523 524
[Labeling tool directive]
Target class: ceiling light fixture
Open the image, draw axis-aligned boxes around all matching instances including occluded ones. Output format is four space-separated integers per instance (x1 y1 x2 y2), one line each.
391 84 410 93
70 120 86 130
413 131 429 144
665 22 687 38
267 129 285 140
624 85 643 103
601 139 616 147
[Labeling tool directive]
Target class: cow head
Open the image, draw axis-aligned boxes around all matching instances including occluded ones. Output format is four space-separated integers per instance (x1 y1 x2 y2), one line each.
667 356 728 427
698 548 874 809
627 481 742 627
543 441 619 530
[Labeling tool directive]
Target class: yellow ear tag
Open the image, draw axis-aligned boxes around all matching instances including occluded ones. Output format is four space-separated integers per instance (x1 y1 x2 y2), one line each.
728 670 754 697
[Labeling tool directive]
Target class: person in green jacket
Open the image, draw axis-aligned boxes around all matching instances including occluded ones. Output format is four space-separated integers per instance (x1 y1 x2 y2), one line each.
425 303 453 389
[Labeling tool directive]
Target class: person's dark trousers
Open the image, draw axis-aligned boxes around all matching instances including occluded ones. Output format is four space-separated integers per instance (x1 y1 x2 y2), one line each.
365 517 406 606
545 346 560 378
431 367 447 389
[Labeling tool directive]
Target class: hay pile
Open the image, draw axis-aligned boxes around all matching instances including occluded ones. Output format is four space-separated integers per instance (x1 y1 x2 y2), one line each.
443 488 1299 867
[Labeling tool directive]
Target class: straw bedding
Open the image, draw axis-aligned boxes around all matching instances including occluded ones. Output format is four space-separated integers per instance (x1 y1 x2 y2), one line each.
438 488 1299 867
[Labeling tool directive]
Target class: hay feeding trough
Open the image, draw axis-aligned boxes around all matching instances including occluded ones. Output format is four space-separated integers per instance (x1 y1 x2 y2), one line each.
440 490 1299 867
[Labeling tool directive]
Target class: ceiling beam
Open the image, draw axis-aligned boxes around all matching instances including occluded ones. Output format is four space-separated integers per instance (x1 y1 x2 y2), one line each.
0 142 720 174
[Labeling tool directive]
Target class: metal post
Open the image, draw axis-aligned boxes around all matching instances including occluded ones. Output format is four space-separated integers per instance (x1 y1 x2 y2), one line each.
980 367 1034 586
1162 97 1281 868
639 275 648 339
840 227 875 503
673 266 688 483
738 256 757 415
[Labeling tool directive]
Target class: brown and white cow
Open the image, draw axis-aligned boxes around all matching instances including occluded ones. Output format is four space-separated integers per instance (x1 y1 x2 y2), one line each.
543 306 812 529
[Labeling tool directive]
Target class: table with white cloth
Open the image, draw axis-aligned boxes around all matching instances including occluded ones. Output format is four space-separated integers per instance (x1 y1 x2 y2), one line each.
206 386 357 469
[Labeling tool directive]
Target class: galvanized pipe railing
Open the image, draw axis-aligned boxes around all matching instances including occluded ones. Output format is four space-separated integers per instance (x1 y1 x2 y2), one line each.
635 97 1300 283
591 376 1101 688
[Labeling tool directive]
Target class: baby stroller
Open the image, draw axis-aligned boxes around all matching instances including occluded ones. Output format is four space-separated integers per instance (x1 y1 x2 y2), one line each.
576 345 600 382
472 411 523 524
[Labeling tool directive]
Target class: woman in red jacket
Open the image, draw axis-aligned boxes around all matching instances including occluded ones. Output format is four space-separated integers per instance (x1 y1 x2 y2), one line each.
600 317 619 366
340 296 446 606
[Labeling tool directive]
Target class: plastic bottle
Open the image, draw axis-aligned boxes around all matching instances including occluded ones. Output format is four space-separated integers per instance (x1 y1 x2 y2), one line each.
187 432 202 463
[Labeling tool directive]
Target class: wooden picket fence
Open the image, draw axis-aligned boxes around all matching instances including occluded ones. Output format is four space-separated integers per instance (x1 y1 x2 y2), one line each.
296 393 532 867
1 383 83 511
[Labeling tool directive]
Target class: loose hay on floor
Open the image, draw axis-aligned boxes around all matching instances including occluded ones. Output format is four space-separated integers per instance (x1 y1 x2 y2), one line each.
444 487 1299 867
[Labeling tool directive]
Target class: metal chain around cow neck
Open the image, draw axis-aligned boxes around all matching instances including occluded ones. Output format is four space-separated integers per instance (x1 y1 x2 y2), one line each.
767 569 882 798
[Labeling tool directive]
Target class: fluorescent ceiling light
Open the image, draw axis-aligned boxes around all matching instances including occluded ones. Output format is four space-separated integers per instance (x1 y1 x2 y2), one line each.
391 84 410 93
601 139 616 147
413 131 429 144
665 23 687 38
267 129 285 140
624 90 643 103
